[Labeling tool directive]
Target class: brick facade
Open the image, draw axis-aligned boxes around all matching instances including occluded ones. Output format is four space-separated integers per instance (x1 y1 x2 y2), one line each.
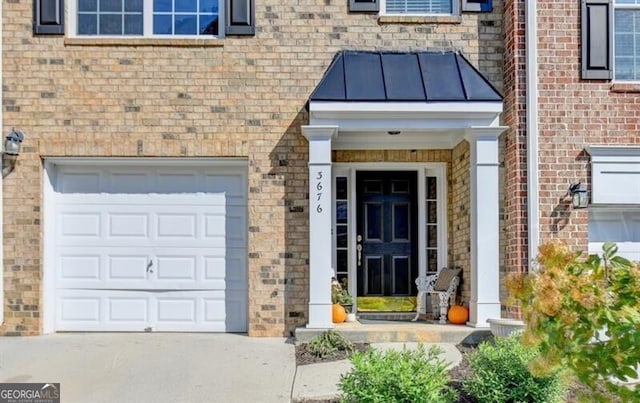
2 0 505 336
500 0 640 316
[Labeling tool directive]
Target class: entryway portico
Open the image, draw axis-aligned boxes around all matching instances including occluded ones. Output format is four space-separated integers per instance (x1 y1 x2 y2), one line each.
302 51 507 329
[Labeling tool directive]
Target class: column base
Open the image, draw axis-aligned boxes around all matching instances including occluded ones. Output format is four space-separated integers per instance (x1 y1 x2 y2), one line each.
467 301 501 328
306 303 335 329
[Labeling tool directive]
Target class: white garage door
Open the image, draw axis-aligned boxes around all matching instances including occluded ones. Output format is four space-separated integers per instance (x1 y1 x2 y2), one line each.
589 208 640 262
49 162 248 332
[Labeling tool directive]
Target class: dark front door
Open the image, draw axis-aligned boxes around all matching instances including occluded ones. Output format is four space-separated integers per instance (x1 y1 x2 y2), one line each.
356 171 418 297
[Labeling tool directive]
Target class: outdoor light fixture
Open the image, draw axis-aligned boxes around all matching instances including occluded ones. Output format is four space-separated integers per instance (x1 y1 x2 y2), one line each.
2 128 25 178
568 182 588 209
4 129 24 156
387 130 401 135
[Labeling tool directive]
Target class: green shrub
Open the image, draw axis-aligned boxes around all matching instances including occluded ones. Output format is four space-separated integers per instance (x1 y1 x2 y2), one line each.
507 241 640 401
308 330 354 359
463 335 567 403
339 344 456 403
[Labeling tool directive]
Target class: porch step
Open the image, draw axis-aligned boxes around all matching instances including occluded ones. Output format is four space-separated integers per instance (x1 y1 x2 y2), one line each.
294 320 492 345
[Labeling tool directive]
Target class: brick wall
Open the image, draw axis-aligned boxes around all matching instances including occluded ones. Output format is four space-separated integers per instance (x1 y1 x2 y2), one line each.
2 0 504 336
502 0 640 316
450 141 471 304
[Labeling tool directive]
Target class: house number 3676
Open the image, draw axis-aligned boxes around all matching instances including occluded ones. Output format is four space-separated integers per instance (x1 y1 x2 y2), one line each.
316 171 324 213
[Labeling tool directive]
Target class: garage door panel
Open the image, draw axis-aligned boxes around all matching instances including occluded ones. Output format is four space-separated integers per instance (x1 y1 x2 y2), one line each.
109 213 149 237
61 213 101 237
59 172 102 193
155 256 196 280
157 213 198 238
59 255 102 280
108 255 149 280
108 298 150 322
52 163 248 332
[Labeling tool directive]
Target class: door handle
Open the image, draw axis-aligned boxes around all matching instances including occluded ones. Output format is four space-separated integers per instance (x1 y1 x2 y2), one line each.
356 235 362 266
146 259 154 274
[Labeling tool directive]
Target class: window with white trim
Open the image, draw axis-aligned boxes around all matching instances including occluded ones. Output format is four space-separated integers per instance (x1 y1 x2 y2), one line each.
74 0 221 36
615 0 640 80
384 0 453 14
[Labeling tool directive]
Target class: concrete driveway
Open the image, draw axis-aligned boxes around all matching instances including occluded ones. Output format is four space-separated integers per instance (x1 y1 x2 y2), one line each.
0 333 296 403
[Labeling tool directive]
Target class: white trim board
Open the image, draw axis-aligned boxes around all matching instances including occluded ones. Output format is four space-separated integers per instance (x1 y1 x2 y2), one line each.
587 146 640 204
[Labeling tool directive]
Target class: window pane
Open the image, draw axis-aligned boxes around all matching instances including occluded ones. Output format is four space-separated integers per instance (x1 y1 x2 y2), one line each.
100 14 122 34
154 0 172 12
100 0 122 12
176 0 197 12
175 15 197 34
199 14 218 35
426 176 437 199
125 0 143 12
200 0 219 12
124 14 143 35
154 15 173 34
78 0 97 12
336 177 348 200
615 9 640 80
78 14 98 34
337 250 348 271
336 201 348 224
337 225 348 248
386 0 452 14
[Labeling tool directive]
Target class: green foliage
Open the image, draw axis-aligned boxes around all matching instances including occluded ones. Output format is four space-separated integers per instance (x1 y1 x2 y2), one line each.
332 278 354 305
507 241 640 401
463 335 568 403
308 330 354 359
339 344 456 403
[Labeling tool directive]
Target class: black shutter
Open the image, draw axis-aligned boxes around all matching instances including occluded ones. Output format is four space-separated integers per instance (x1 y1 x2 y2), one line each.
349 0 379 12
226 0 255 36
581 0 613 79
33 0 64 35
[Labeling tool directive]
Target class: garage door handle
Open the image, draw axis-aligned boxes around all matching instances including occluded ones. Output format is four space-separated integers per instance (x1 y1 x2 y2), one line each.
147 260 154 274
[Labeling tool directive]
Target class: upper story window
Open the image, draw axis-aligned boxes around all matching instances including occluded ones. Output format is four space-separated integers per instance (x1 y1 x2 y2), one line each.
73 0 221 36
614 0 640 80
382 0 453 14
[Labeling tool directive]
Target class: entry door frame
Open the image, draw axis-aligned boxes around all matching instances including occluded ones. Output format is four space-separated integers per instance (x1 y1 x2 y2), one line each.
333 162 448 312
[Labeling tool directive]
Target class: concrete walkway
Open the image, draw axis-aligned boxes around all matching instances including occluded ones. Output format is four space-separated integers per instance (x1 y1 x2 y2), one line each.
0 334 463 403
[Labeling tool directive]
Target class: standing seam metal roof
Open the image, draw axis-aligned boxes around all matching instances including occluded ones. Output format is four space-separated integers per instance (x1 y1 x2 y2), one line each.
309 51 503 102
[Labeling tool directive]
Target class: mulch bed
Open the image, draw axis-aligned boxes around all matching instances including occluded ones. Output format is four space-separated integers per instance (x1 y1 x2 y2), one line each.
294 342 604 403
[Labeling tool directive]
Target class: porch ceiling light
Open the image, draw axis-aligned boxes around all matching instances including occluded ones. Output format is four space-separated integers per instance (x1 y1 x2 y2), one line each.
568 182 588 209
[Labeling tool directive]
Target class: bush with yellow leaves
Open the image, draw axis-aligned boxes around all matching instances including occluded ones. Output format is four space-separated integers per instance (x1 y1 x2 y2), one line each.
507 241 640 401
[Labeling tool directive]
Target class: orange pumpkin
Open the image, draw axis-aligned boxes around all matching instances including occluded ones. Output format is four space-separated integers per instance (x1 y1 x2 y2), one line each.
332 303 346 323
448 305 469 325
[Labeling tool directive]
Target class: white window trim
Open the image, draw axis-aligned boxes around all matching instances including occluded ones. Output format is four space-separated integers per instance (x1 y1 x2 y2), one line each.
379 0 459 16
67 0 225 39
613 1 640 83
332 163 448 311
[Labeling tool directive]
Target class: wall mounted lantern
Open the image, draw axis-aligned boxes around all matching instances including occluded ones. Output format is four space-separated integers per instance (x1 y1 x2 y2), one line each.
568 182 588 209
2 129 25 177
4 129 24 156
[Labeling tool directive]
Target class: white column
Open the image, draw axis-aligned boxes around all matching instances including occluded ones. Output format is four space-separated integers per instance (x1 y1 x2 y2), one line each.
465 126 507 327
302 125 338 329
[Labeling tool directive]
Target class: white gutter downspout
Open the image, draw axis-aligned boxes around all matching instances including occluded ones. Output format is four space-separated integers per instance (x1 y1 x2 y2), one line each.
526 0 540 270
